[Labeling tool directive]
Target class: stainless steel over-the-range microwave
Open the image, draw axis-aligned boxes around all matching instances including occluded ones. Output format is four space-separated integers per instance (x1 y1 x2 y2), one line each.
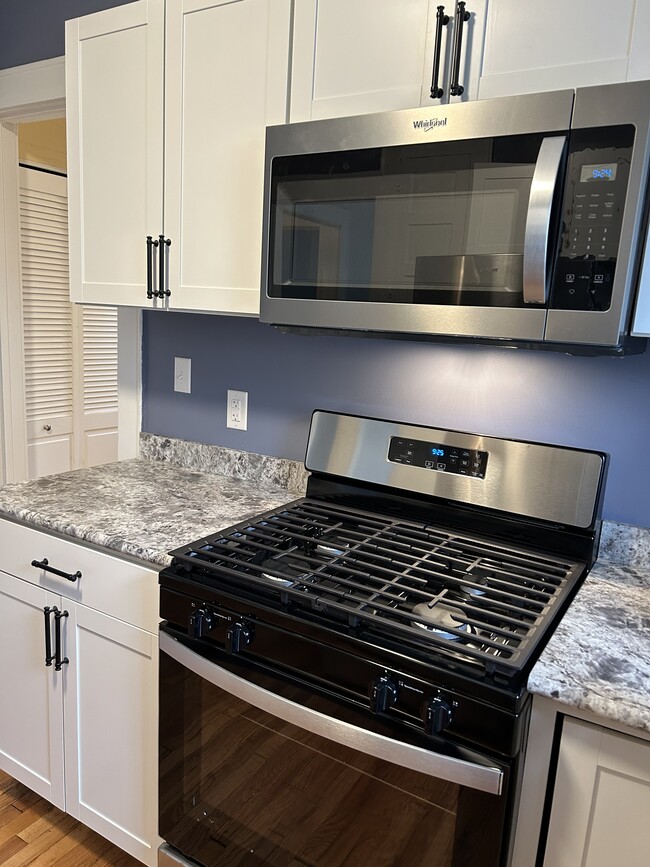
260 81 650 353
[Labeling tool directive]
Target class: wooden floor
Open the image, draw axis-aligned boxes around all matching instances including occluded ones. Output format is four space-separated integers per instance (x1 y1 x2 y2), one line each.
0 770 141 866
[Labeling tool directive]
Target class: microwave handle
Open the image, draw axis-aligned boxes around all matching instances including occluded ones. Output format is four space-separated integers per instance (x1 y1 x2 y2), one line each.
160 630 504 795
523 135 567 305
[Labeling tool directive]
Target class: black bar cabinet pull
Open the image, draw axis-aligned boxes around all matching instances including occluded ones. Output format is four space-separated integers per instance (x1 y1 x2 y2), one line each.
54 609 69 672
449 1 471 96
146 235 159 299
31 558 81 583
157 234 172 298
43 606 55 667
430 5 450 99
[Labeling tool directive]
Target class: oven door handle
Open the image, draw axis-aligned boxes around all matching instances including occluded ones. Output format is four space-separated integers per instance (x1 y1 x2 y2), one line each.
523 134 567 305
160 631 504 796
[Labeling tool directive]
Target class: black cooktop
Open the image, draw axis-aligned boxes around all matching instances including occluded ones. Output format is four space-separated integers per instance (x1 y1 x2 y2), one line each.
168 495 586 680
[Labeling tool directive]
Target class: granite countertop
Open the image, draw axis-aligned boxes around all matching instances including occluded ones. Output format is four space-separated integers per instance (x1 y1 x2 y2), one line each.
0 458 299 567
528 560 650 734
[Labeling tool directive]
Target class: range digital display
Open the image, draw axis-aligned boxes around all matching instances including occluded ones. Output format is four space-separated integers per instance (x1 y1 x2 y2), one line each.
388 437 488 479
580 162 618 182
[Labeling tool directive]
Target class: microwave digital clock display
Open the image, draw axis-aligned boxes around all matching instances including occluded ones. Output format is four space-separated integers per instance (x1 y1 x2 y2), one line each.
580 162 618 182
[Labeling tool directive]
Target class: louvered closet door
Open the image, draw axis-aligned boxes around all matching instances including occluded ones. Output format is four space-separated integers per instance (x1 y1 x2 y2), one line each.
20 167 75 477
19 167 118 478
80 305 118 467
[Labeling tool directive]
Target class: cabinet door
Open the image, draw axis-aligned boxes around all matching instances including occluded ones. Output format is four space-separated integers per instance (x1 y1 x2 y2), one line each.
290 0 488 121
164 0 292 315
544 717 650 867
290 0 437 121
66 0 164 307
64 604 158 866
479 0 639 99
628 2 650 82
0 573 64 808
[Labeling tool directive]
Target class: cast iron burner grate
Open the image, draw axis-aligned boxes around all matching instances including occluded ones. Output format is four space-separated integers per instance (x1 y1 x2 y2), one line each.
169 497 585 677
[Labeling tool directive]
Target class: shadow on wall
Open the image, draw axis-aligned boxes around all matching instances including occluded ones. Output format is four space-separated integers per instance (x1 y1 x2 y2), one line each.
142 311 650 527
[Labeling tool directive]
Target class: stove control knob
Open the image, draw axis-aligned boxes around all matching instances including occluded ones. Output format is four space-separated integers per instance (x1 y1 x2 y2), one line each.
424 695 454 735
189 606 214 639
227 621 254 654
369 675 399 714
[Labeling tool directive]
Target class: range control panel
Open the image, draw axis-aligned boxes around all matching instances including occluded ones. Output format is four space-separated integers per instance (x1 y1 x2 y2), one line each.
551 124 633 312
388 436 488 479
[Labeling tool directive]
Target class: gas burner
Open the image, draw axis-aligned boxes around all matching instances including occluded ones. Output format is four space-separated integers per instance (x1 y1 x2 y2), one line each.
259 557 311 588
458 578 488 600
411 599 476 640
314 537 349 558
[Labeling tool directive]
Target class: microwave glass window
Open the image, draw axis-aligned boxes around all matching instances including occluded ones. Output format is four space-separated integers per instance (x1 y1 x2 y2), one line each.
269 135 548 308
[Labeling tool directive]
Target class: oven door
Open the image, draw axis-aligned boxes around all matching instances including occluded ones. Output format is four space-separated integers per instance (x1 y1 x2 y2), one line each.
159 628 513 867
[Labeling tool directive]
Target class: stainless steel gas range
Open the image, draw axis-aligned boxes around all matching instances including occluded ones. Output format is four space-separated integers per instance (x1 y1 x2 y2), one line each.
157 411 607 867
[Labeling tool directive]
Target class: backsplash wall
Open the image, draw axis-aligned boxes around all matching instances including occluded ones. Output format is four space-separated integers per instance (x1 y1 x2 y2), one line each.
142 311 650 529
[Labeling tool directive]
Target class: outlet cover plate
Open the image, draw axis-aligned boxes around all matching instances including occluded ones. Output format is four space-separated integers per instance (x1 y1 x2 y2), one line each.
227 389 248 430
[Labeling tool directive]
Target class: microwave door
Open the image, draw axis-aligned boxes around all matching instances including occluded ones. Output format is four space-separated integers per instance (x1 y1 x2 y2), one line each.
262 95 577 344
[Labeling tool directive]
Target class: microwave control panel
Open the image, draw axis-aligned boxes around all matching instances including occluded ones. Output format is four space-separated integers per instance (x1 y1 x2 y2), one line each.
551 125 633 312
388 437 488 479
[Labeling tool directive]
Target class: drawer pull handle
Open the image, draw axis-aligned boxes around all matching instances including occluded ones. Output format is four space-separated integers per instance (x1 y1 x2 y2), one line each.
430 5 449 99
43 424 52 432
43 606 55 667
449 0 471 97
54 609 69 672
31 558 81 583
156 234 172 299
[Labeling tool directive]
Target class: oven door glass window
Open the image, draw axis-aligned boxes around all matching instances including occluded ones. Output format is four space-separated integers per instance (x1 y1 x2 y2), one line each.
159 636 509 867
269 134 561 309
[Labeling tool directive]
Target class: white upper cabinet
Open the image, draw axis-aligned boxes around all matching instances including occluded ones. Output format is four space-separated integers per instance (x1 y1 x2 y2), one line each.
289 0 489 122
478 0 647 99
66 1 164 307
165 0 291 314
66 0 292 314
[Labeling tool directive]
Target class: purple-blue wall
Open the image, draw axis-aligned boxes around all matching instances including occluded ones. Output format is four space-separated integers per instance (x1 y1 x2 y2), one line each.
0 0 135 70
142 311 650 528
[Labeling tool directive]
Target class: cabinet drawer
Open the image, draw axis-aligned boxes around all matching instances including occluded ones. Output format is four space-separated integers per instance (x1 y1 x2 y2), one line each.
0 518 159 633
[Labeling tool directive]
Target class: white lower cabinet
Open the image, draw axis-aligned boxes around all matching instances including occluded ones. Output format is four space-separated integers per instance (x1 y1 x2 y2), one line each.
543 717 650 867
0 573 65 808
0 519 159 866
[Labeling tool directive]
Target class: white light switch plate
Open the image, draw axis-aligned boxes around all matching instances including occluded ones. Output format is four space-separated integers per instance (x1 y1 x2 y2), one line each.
174 357 191 393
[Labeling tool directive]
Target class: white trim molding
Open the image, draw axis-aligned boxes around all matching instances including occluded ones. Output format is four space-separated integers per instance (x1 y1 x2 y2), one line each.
0 57 66 121
0 122 28 482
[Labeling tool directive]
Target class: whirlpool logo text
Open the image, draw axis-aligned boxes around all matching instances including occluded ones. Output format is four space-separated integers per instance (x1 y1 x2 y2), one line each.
412 117 448 131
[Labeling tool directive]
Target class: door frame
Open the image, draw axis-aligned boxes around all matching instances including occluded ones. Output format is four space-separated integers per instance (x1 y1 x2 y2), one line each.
0 57 141 484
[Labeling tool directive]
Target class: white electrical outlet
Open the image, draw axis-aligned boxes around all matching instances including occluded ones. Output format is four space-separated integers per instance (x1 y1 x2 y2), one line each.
174 357 191 393
227 390 248 430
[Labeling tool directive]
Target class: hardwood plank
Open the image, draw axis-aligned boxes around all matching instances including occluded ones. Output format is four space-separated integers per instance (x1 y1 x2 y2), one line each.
3 812 79 866
0 833 27 863
0 802 57 846
0 778 40 813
